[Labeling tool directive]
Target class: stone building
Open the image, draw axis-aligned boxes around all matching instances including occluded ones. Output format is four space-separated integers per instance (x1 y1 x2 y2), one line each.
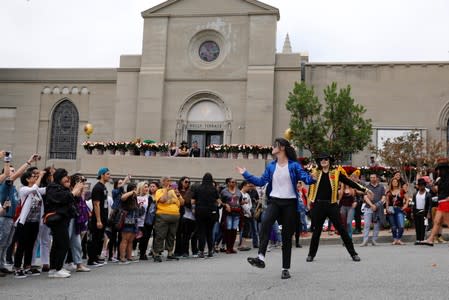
0 0 448 180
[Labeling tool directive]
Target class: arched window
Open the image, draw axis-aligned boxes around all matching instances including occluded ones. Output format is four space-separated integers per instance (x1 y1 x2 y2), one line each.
49 100 79 159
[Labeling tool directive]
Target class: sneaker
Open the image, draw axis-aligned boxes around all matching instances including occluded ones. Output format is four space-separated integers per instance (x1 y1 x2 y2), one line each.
87 261 104 267
128 258 140 263
182 253 189 258
76 265 91 272
41 265 50 272
198 252 205 259
118 260 131 265
48 269 71 278
437 236 447 243
281 270 291 279
139 255 149 261
207 252 214 258
0 267 13 274
64 263 76 272
25 268 41 276
247 257 265 268
96 257 106 263
192 253 199 258
153 256 162 263
14 270 27 279
166 255 179 261
371 240 378 246
219 248 226 253
60 268 71 275
306 256 314 262
108 257 119 263
359 240 368 247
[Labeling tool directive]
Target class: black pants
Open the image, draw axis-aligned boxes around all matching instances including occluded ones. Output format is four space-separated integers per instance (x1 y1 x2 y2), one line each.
308 201 357 258
178 218 196 255
108 226 120 259
49 219 70 271
196 214 215 253
414 212 426 241
295 212 302 245
14 222 40 269
138 224 153 257
354 200 362 231
87 222 105 263
259 198 297 269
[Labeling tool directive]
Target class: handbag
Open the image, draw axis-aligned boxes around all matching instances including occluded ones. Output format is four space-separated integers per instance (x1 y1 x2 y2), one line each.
43 211 63 226
387 206 395 215
114 210 127 230
254 202 264 222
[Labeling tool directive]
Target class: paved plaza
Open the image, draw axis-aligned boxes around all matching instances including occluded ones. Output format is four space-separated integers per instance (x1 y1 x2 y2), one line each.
2 239 449 300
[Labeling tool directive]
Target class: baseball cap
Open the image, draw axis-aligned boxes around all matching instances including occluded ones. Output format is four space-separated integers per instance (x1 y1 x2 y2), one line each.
97 167 110 179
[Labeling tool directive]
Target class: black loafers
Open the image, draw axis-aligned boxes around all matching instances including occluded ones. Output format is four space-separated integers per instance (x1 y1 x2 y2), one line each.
281 270 291 279
247 257 265 268
351 255 361 262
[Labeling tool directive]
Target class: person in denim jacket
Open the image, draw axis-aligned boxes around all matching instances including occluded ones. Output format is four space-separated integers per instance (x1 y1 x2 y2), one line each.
237 138 315 280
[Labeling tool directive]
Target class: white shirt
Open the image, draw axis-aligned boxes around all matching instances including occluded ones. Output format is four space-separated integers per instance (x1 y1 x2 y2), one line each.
415 191 426 210
270 163 296 199
136 195 149 227
241 192 252 218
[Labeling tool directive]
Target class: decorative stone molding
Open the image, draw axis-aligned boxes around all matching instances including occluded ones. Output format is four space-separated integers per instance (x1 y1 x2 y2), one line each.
41 86 90 95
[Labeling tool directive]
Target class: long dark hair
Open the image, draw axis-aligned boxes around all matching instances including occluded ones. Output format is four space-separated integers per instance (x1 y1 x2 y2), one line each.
122 182 137 210
202 173 214 186
274 138 297 161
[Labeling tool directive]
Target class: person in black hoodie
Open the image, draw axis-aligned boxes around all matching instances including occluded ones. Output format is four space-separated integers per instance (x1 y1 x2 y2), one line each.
44 168 83 278
192 173 222 258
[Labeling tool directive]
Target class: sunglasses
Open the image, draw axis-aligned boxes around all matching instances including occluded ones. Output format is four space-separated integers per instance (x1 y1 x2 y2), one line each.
184 181 190 184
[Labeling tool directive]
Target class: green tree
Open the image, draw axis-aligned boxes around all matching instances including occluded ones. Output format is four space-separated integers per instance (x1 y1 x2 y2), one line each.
286 82 372 162
370 130 445 183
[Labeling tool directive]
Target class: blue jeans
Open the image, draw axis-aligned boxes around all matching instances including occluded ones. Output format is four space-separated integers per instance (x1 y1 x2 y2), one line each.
212 221 222 247
340 206 355 239
300 211 308 232
226 215 240 230
68 219 83 265
387 207 405 239
363 208 380 242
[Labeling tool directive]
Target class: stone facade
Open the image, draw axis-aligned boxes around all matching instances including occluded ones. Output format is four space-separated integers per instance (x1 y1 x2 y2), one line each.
0 0 448 180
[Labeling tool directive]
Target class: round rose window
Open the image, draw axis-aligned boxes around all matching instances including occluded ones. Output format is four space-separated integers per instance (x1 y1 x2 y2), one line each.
199 41 220 62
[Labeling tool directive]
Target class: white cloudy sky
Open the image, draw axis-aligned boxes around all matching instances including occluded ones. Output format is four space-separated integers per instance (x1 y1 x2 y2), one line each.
1 0 448 67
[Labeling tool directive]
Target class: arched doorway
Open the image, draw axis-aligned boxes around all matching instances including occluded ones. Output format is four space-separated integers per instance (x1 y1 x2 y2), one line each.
177 92 232 157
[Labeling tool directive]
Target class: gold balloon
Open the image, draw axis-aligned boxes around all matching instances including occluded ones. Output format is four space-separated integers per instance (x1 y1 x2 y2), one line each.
284 128 293 140
84 123 94 136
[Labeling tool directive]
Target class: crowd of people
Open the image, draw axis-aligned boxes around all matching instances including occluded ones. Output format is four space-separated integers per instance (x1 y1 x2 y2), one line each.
0 142 448 280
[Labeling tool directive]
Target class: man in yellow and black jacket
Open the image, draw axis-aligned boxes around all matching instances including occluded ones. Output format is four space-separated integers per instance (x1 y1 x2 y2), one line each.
306 153 372 263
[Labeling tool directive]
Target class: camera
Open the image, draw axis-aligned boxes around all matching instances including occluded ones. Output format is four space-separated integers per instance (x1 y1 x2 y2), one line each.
5 179 13 186
4 152 11 163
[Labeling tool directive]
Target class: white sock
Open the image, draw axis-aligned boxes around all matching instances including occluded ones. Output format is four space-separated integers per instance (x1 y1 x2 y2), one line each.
258 254 265 261
282 268 289 271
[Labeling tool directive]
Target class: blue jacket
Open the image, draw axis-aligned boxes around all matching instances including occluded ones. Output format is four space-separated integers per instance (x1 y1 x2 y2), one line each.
0 183 18 218
242 160 315 212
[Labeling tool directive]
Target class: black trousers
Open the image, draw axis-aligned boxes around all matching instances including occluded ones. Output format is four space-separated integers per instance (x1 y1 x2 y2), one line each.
308 201 357 258
138 224 153 257
87 223 105 263
354 200 363 231
178 218 196 255
414 212 426 241
108 226 120 259
196 214 215 253
14 222 40 269
259 198 297 269
49 219 70 271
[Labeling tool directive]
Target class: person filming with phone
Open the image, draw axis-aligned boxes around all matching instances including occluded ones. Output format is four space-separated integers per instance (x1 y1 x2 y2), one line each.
0 152 41 276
